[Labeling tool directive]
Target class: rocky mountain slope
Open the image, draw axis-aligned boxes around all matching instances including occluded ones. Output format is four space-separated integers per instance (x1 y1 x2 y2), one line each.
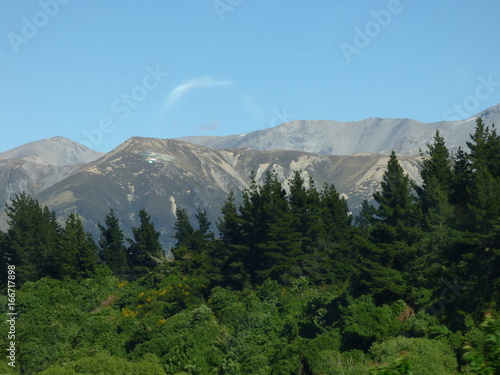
0 137 104 216
178 105 500 156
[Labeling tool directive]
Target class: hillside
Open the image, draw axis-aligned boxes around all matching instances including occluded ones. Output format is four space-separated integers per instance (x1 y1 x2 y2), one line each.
178 104 500 156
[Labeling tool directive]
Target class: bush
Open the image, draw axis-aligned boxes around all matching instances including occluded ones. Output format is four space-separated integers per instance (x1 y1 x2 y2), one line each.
370 336 457 375
39 352 166 375
340 295 404 351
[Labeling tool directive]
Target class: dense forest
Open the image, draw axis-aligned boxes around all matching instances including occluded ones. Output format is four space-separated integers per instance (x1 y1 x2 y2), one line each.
1 118 499 374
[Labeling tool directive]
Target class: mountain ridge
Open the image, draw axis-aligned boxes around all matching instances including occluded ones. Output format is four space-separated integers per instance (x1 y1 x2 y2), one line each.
177 104 500 156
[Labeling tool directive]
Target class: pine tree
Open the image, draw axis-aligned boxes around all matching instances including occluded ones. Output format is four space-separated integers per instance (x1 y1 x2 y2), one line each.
172 208 195 249
353 152 422 304
418 130 453 219
194 209 215 247
467 117 500 177
354 199 377 230
98 209 128 278
172 208 215 276
57 213 99 279
127 209 164 277
1 193 61 285
214 191 249 288
320 183 352 242
372 151 422 244
217 190 240 244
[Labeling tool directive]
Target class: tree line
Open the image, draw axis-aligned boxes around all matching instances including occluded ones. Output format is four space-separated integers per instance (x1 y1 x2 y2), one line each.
0 117 499 373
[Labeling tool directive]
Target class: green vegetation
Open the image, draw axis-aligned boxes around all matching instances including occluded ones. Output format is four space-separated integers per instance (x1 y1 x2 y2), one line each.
0 118 499 374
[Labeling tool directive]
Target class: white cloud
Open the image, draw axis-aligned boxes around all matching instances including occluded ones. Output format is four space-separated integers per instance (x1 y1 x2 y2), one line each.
166 77 232 107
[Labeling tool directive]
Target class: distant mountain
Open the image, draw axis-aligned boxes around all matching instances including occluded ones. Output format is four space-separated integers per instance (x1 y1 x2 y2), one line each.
0 137 104 214
178 104 500 156
0 136 104 166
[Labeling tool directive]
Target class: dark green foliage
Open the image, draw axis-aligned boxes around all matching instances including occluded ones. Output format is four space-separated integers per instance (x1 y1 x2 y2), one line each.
1 193 61 285
340 295 405 351
56 213 99 279
172 208 215 278
172 207 195 249
127 209 164 278
98 209 128 278
372 151 422 244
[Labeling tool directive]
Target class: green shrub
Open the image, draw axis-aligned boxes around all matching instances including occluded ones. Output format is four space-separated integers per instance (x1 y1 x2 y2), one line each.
39 352 166 375
370 336 457 375
340 295 404 351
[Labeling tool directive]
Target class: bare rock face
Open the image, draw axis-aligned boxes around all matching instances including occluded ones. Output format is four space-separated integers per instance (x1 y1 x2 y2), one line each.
178 104 500 156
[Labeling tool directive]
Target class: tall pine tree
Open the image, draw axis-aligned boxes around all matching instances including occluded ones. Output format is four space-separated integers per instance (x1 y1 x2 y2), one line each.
1 193 61 285
98 209 128 278
127 209 164 278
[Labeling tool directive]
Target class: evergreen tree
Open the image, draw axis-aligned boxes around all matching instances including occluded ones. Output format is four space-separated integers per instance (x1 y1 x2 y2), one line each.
57 213 99 279
418 130 453 222
128 209 164 277
172 208 214 277
98 209 128 278
354 152 422 304
320 183 352 241
214 191 249 288
194 209 215 247
354 199 376 230
217 190 240 244
1 193 61 285
172 208 195 249
372 151 422 245
467 117 500 177
252 171 299 283
450 147 472 211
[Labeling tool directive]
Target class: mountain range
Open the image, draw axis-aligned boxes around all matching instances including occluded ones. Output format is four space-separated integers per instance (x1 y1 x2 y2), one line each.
178 104 500 155
1 104 498 248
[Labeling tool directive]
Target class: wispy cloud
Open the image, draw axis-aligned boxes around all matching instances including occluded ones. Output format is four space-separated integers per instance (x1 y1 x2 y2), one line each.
166 77 232 107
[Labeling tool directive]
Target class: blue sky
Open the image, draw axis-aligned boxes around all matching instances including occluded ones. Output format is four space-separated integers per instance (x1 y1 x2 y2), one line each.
1 1 500 152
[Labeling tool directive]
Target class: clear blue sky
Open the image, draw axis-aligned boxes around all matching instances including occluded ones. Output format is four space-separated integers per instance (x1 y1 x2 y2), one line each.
1 1 500 152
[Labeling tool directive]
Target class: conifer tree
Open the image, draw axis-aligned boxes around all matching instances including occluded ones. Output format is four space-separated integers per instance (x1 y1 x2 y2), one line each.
467 117 500 177
1 193 61 284
372 151 421 245
172 208 195 249
128 209 164 277
354 152 422 304
57 213 99 279
98 209 128 278
320 183 352 241
214 191 249 288
172 208 214 277
354 199 377 230
217 190 240 244
418 130 453 220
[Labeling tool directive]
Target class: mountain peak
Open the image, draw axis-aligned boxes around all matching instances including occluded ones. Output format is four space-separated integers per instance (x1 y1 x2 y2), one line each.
0 137 104 166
